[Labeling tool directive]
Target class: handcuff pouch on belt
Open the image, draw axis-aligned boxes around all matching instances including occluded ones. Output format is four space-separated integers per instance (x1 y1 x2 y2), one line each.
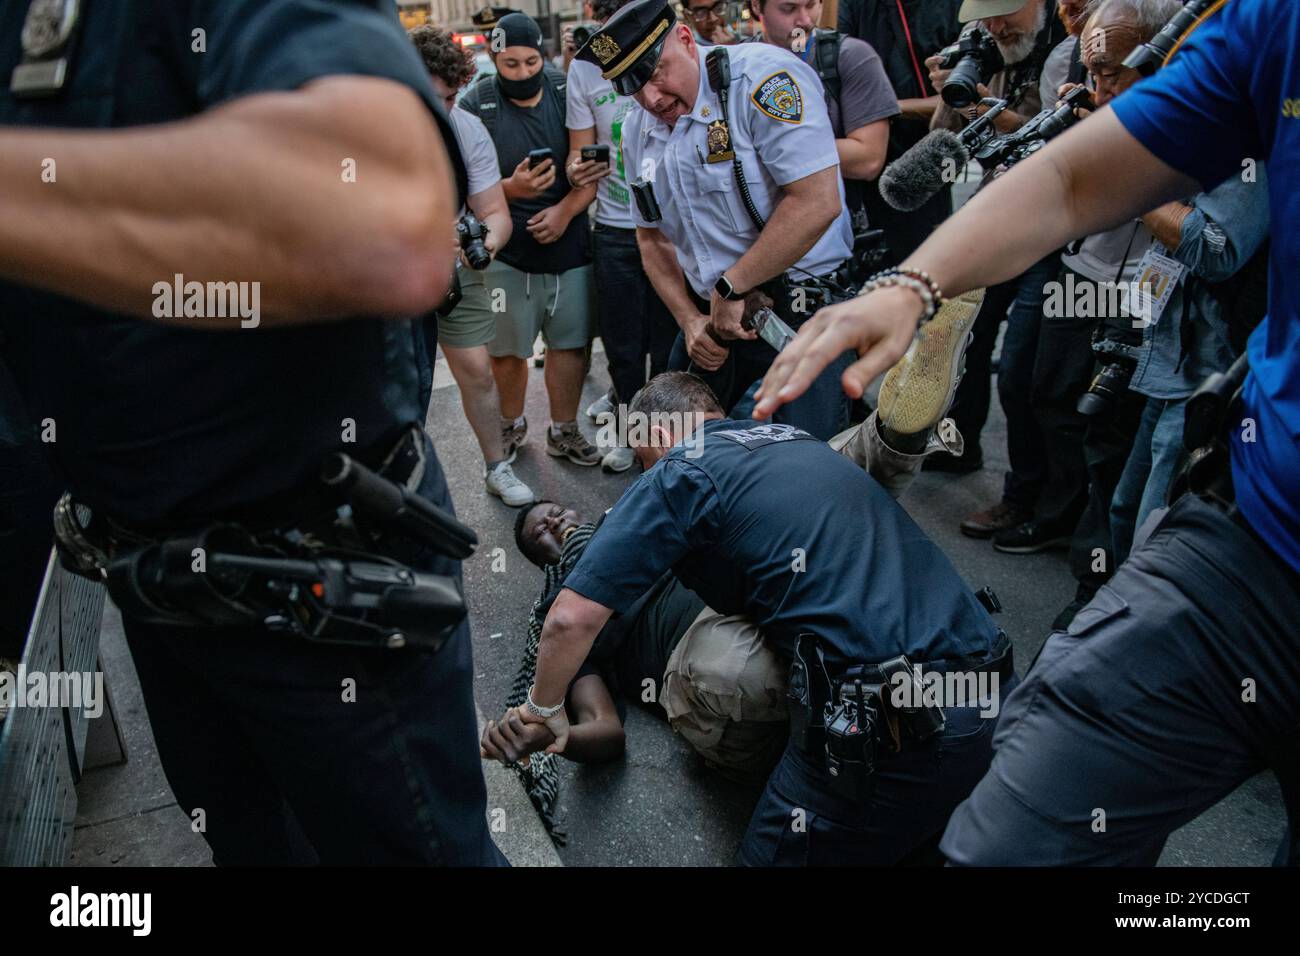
52 428 477 653
789 634 948 801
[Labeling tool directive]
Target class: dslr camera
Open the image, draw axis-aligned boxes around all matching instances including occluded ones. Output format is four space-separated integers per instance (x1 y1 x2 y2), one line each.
456 211 492 271
937 28 1004 109
1078 326 1145 417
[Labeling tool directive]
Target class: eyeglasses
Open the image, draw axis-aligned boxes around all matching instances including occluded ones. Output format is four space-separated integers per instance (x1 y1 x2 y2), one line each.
683 1 729 21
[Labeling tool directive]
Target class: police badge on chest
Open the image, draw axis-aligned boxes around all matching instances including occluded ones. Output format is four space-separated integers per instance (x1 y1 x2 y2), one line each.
705 119 734 164
11 0 81 97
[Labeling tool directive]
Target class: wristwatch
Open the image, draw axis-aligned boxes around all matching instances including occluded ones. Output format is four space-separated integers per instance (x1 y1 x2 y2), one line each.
714 273 746 301
524 685 564 719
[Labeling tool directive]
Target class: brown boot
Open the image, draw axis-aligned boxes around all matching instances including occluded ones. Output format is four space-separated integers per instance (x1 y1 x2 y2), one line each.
960 501 1033 539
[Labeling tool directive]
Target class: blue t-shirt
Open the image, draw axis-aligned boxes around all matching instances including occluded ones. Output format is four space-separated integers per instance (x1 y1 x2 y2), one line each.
1110 0 1300 575
562 419 1000 668
0 0 454 526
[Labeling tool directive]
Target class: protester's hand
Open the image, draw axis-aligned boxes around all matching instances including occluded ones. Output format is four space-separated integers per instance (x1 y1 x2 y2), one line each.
506 155 556 201
516 703 571 755
710 289 755 341
925 54 952 96
527 204 572 244
562 26 577 58
754 284 927 419
683 311 730 371
1056 82 1094 120
481 707 557 765
567 156 611 189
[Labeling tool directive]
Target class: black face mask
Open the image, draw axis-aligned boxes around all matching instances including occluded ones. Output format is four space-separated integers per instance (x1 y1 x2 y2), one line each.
497 69 543 100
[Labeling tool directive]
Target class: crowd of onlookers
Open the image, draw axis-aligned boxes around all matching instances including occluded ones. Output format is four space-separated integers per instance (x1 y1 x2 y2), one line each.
412 0 1268 632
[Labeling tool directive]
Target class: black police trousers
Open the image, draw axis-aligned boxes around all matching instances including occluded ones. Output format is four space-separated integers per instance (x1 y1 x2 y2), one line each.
737 689 1015 865
119 442 506 866
941 493 1300 865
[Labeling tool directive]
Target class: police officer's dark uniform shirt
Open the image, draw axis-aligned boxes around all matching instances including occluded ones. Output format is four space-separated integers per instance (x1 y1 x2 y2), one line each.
563 420 999 667
0 0 449 526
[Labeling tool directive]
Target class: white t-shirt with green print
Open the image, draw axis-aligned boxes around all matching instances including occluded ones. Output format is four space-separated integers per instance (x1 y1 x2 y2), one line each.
565 58 636 229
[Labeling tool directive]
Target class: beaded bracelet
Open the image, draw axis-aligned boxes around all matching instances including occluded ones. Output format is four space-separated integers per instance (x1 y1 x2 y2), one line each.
858 267 946 324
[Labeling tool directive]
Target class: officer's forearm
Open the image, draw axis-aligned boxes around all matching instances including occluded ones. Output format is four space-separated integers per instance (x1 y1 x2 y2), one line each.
637 226 705 329
533 589 614 708
904 109 1200 300
0 76 458 327
726 167 841 294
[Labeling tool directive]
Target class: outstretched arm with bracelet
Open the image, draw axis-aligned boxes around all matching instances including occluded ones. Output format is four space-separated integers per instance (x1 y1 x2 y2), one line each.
754 107 1200 418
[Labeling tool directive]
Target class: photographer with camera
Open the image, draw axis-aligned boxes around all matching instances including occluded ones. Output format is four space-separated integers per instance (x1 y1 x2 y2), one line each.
757 0 1300 865
1039 0 1270 624
459 13 604 469
921 1 1065 548
565 0 681 473
409 26 534 508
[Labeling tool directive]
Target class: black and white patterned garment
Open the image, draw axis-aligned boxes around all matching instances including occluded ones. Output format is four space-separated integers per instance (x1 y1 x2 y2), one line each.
505 520 598 840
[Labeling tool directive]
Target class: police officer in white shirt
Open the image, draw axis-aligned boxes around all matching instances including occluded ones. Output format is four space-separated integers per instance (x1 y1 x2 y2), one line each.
574 0 856 439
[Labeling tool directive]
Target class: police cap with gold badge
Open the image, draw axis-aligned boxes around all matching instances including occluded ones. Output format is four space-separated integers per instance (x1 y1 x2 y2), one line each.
471 6 515 30
574 0 676 96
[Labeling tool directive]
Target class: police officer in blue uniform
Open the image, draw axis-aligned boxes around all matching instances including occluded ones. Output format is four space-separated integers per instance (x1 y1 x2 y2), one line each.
511 371 1013 864
574 0 856 440
0 0 503 865
758 0 1300 865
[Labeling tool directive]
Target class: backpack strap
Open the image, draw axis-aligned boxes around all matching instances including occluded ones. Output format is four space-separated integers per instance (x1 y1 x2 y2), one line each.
463 72 500 138
813 29 844 134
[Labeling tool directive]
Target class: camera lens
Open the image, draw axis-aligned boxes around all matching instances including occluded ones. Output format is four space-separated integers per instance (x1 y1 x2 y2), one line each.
1077 362 1136 416
942 56 984 109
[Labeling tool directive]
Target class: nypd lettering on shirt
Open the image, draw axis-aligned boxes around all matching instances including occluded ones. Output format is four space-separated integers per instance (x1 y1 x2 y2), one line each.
752 71 803 124
712 423 814 448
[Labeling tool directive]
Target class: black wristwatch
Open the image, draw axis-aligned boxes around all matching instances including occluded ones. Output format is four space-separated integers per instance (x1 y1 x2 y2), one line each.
714 273 746 301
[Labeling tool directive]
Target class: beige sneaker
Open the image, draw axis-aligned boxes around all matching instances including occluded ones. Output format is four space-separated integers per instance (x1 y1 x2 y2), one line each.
546 423 602 466
877 288 985 435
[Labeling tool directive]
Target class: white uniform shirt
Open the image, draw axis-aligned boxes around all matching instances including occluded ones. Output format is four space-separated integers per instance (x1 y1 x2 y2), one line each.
622 42 852 298
566 58 637 228
449 107 501 203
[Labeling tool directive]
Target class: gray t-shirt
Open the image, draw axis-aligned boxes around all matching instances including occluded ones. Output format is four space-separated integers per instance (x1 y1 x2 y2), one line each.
565 58 636 229
816 32 899 137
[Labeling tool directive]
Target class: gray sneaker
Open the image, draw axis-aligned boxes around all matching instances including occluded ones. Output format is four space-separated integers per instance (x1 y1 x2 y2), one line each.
546 424 602 466
485 461 535 507
586 390 616 423
601 446 635 473
501 416 528 463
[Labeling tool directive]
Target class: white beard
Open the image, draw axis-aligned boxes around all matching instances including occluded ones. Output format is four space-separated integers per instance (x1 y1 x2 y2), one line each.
996 1 1048 65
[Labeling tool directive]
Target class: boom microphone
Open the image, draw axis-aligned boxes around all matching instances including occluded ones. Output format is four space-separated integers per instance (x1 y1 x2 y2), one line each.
878 128 970 212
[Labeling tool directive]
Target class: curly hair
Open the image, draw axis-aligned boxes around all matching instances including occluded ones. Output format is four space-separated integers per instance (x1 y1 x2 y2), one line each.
408 24 477 89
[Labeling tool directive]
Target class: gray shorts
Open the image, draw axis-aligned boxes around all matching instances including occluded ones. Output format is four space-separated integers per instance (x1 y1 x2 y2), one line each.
458 258 594 359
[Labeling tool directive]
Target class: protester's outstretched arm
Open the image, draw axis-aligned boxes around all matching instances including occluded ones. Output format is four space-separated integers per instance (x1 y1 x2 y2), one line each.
754 108 1203 418
0 76 458 327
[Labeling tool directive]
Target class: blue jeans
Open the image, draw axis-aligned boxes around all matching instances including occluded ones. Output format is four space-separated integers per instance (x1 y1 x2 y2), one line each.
593 224 678 404
120 440 506 866
1110 396 1188 562
738 690 1015 865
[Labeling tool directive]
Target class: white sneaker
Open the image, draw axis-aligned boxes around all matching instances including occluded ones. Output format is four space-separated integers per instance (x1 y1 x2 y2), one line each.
601 446 635 473
485 462 535 507
585 390 616 423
